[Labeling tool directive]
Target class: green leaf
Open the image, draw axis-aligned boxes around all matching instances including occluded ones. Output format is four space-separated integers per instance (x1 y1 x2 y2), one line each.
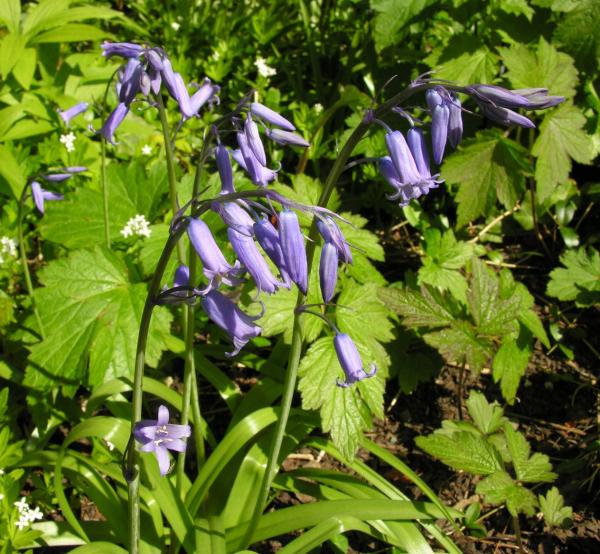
554 0 600 73
29 23 111 44
539 487 572 528
0 33 26 79
504 424 556 483
546 247 600 307
465 391 507 435
442 131 528 227
0 0 21 33
436 47 498 85
532 103 594 201
496 0 535 21
0 144 27 199
424 320 492 373
475 470 537 516
298 337 384 459
416 431 503 475
0 118 54 141
41 162 167 249
378 286 456 328
12 47 37 89
22 0 70 37
26 247 172 388
499 37 578 99
370 0 435 52
492 337 531 404
339 212 384 261
468 258 522 336
518 309 550 348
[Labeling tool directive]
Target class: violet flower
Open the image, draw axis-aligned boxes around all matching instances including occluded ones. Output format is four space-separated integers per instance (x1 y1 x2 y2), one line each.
244 114 267 166
235 132 278 187
212 201 255 235
477 103 535 128
316 217 352 264
31 181 63 214
279 210 308 294
265 128 310 147
101 41 144 59
58 102 88 126
250 102 295 131
187 218 243 291
200 290 261 356
133 405 191 476
447 93 463 149
319 242 338 303
42 166 87 182
100 102 129 144
216 144 234 194
188 78 220 117
253 216 291 285
117 58 143 105
334 333 377 388
227 228 285 295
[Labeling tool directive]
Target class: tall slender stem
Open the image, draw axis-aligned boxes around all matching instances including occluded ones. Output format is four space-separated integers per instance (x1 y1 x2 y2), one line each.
17 187 45 339
242 84 427 548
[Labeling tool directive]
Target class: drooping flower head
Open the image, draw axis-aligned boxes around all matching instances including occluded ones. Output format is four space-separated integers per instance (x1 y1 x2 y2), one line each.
279 210 308 294
58 102 88 126
334 333 377 388
200 290 261 357
133 405 191 476
319 242 338 303
31 181 64 214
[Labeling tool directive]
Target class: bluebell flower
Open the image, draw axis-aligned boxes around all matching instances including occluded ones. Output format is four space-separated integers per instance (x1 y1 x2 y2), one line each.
334 333 376 388
31 181 64 214
200 290 262 357
216 144 234 194
228 228 285 295
58 102 88 126
42 166 87 182
212 201 255 235
253 216 291 285
101 41 143 59
265 128 310 147
100 102 129 144
235 132 278 187
279 210 307 294
188 78 220 116
187 218 243 292
250 102 295 131
133 405 191 476
319 242 338 303
117 58 143 105
447 93 463 149
316 217 352 264
244 114 267 166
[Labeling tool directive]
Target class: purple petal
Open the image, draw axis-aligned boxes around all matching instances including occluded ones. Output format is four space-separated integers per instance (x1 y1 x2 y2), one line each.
244 114 267 166
58 102 88 125
174 264 190 288
164 424 191 440
155 446 171 475
216 144 234 194
250 102 295 131
166 438 187 453
407 127 431 179
265 128 310 147
279 210 307 294
448 94 463 149
157 405 169 426
334 333 376 387
385 131 421 183
470 84 530 109
431 104 450 165
42 190 64 202
189 79 220 116
319 242 338 303
101 41 143 59
478 103 535 128
100 102 129 145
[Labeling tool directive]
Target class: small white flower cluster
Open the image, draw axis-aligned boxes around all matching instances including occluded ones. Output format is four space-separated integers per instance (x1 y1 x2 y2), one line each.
141 144 153 156
255 57 276 78
0 236 17 264
14 497 43 530
120 215 152 239
60 132 76 152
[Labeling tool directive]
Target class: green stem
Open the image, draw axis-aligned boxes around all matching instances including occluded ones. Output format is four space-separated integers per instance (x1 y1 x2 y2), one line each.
156 93 187 264
17 187 45 339
242 83 428 548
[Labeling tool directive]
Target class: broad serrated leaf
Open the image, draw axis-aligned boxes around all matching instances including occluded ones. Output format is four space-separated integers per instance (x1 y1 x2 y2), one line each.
424 320 492 372
496 0 534 20
442 131 528 227
338 212 384 261
370 0 435 52
468 258 521 336
298 336 383 459
26 247 172 389
554 0 600 73
476 470 537 516
378 286 456 327
518 309 550 348
435 47 498 85
539 487 573 527
499 37 578 99
546 247 600 307
532 103 594 201
492 337 531 404
41 162 167 249
336 280 394 344
416 430 503 475
504 424 556 483
466 391 507 435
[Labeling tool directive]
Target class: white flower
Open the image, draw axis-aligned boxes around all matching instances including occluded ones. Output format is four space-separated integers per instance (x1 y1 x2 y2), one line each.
0 468 4 474
14 497 29 512
0 493 4 501
141 144 153 156
60 132 76 152
104 439 115 451
254 57 276 78
0 236 17 264
26 506 43 522
314 103 323 114
15 518 29 530
120 215 152 239
171 21 181 31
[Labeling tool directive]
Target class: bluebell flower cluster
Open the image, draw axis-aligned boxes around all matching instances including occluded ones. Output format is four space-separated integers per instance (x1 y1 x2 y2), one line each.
376 82 564 206
30 167 86 214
